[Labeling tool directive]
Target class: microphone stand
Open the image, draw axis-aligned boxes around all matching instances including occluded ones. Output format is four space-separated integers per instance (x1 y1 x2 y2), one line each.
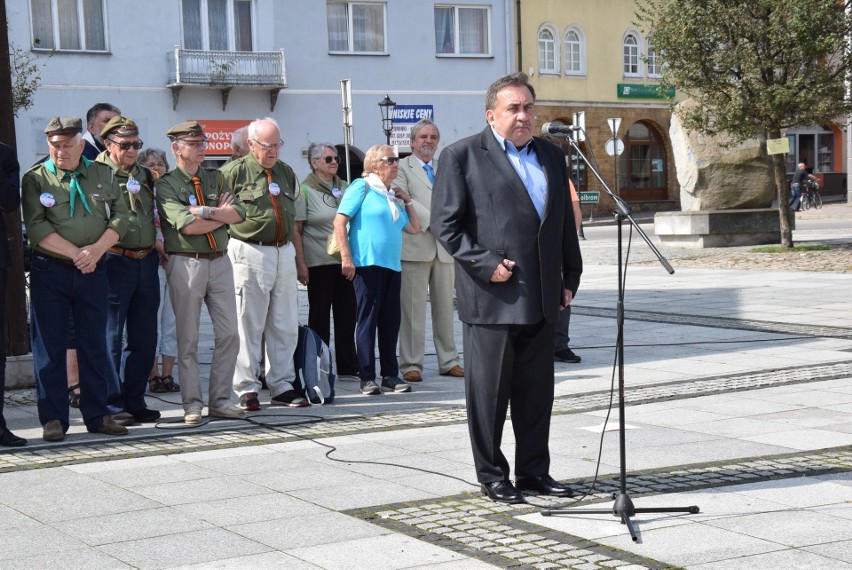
541 133 699 542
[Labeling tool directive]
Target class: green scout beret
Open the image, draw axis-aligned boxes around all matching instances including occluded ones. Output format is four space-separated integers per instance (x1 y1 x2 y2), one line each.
44 116 83 136
100 116 139 139
166 120 205 140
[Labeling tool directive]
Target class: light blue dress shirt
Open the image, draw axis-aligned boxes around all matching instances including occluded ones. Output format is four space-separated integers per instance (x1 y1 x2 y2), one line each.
491 127 547 219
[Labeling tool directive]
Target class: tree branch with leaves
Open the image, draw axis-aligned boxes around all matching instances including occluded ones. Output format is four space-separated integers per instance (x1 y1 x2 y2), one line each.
637 0 852 246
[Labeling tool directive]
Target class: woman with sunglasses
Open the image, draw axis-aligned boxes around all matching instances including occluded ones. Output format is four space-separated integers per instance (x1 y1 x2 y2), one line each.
294 143 359 379
332 145 420 395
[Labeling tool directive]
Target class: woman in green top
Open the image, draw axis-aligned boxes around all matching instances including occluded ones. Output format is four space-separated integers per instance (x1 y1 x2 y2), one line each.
295 143 358 377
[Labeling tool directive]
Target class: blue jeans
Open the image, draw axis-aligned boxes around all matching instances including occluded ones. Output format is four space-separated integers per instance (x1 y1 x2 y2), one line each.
790 183 802 210
353 266 401 381
106 252 160 413
30 254 118 432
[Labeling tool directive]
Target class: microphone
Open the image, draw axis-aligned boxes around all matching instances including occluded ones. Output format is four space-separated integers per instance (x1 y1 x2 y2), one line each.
541 122 582 136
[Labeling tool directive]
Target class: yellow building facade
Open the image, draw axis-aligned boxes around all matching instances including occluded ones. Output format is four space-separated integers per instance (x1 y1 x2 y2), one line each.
519 0 678 211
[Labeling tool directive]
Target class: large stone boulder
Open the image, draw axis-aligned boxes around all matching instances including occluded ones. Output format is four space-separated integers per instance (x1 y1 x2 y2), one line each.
670 100 776 211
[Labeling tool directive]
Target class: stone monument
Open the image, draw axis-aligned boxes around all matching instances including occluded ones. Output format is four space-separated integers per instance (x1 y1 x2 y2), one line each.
655 100 785 247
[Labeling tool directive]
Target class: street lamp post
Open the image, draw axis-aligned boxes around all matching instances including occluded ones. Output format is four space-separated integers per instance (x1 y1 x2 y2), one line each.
378 94 396 145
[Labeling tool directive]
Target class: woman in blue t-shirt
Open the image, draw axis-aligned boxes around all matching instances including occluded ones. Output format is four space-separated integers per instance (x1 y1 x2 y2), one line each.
333 145 421 396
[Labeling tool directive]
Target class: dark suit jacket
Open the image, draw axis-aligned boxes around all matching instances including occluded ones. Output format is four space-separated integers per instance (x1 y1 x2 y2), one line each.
431 127 582 325
0 143 21 269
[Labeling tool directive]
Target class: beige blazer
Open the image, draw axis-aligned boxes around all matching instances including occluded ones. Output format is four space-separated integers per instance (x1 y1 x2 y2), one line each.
394 155 453 263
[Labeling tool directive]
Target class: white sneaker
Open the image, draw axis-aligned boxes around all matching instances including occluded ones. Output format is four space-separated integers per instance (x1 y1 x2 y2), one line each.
184 409 203 425
208 404 246 419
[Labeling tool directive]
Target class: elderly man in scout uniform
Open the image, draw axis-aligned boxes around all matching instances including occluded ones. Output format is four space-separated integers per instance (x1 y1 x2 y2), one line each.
220 117 305 411
22 117 131 441
96 116 161 424
156 121 246 425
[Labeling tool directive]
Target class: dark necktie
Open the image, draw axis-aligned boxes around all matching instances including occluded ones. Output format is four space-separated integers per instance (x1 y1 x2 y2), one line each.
191 176 218 251
265 167 286 244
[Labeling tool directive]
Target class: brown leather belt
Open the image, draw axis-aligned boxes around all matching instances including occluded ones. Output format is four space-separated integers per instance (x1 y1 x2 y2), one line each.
238 237 288 247
170 251 226 260
108 246 154 259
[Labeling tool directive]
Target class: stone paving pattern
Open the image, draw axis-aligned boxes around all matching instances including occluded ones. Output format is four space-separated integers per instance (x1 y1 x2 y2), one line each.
0 203 850 569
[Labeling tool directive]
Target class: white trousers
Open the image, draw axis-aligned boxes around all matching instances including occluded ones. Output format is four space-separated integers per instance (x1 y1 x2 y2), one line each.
228 239 298 398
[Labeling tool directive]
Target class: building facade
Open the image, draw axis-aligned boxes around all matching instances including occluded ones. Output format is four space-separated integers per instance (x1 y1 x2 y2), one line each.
520 0 677 213
9 0 514 179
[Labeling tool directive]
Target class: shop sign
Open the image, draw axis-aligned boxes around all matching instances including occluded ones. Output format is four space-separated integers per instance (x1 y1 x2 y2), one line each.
617 84 675 100
196 119 251 157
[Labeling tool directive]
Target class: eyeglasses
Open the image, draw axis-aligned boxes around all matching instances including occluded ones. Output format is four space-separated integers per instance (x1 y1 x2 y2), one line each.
378 156 400 165
252 138 284 151
108 138 144 151
321 155 340 164
178 139 209 149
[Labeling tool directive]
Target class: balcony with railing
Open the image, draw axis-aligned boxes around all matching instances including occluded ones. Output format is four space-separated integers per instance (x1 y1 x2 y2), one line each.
167 47 287 111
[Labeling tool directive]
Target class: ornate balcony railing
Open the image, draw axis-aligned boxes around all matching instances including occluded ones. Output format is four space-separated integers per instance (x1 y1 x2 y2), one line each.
166 47 287 111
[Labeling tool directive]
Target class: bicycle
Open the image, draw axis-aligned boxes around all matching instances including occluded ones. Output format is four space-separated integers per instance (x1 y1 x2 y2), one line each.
800 178 823 210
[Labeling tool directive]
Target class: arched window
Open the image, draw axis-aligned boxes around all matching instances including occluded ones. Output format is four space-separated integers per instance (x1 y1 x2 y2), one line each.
618 121 668 200
647 39 661 78
623 31 641 77
564 26 585 75
537 25 558 74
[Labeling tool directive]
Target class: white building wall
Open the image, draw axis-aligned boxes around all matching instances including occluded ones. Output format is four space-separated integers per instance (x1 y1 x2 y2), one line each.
10 0 513 179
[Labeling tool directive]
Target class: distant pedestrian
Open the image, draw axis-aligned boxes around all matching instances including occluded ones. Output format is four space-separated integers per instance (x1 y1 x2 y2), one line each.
221 118 306 411
0 141 26 447
22 117 131 441
790 162 817 211
333 145 421 396
394 119 463 383
156 121 246 425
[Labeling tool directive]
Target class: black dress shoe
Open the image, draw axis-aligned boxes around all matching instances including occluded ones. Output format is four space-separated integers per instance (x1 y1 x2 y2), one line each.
131 408 162 423
0 425 27 447
555 347 581 363
480 480 525 504
515 474 574 497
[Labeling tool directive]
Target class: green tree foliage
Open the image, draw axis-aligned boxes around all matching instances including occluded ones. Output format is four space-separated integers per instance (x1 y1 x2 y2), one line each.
10 43 45 117
637 0 852 246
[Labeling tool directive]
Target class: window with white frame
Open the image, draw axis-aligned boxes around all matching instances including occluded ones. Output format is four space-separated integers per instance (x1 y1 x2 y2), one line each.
435 5 490 55
182 0 254 51
647 39 661 78
30 0 107 51
537 25 557 74
623 31 641 76
327 1 386 53
564 26 585 75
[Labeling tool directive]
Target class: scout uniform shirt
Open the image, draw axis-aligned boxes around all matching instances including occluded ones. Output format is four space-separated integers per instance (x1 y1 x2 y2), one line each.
95 152 157 249
155 166 245 253
22 157 129 259
220 152 298 245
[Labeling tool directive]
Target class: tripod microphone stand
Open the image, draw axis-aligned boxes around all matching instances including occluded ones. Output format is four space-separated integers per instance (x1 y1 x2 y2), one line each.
541 135 699 542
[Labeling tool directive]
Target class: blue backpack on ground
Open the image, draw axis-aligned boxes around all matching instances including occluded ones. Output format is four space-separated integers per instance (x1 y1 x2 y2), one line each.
294 325 336 404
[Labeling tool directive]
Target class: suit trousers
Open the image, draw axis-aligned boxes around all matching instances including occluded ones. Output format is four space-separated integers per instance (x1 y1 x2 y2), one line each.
0 267 6 425
399 258 460 374
463 319 555 483
228 239 298 398
105 252 160 413
167 254 239 412
307 263 359 375
554 305 572 350
353 266 401 381
29 254 117 431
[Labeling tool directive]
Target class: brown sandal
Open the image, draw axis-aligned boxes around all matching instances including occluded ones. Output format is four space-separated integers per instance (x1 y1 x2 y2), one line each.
160 375 180 393
148 376 166 393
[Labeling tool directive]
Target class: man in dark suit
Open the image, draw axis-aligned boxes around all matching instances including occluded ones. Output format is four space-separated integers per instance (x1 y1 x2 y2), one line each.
432 73 582 503
0 142 26 446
